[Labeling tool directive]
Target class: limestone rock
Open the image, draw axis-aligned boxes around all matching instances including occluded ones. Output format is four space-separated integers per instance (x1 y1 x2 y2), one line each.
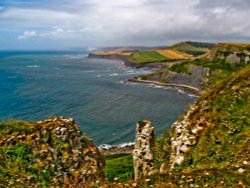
133 120 154 181
0 116 105 186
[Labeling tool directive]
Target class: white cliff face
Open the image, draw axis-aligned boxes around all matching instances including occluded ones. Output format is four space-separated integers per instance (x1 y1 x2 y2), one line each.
133 120 155 181
169 105 208 169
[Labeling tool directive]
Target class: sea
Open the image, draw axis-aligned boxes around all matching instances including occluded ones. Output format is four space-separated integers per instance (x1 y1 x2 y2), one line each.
0 51 196 146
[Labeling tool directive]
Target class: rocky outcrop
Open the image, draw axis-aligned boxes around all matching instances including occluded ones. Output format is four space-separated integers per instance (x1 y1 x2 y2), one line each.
135 64 209 91
0 116 105 187
133 120 155 181
206 43 250 64
169 105 208 169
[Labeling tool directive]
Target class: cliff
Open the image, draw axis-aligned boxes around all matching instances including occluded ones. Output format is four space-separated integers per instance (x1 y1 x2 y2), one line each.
167 63 250 186
0 116 105 187
136 42 250 92
1 42 249 187
204 43 250 64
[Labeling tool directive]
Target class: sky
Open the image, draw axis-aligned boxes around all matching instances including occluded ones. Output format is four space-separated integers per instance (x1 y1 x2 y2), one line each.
0 0 250 50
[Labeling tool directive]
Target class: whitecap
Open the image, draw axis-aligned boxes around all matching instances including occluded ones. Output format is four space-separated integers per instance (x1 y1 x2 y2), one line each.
177 88 185 94
27 65 40 68
98 142 135 149
109 73 119 76
188 94 198 98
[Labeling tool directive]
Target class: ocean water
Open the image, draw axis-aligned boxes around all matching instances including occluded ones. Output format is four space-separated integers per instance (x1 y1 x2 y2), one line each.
0 51 196 145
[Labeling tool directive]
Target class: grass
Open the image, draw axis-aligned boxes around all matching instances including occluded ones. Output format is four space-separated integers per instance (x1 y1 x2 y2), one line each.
168 62 191 74
176 64 250 186
129 51 169 63
170 42 210 56
192 59 246 72
104 153 134 181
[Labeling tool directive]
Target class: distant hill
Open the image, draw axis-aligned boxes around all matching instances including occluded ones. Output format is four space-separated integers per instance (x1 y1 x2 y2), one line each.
169 41 215 56
135 42 250 90
89 41 216 65
185 41 215 49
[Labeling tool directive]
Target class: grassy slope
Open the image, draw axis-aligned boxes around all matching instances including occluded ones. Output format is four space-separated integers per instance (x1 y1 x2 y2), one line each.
142 42 249 88
170 42 211 56
179 64 250 186
129 51 169 63
147 64 250 187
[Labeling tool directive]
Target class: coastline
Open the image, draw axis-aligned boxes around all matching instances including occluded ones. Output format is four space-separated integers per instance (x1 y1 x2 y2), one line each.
99 143 134 155
88 53 201 95
128 77 201 94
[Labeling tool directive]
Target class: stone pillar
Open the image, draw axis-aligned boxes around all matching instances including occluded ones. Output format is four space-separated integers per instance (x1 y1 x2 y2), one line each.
133 120 154 181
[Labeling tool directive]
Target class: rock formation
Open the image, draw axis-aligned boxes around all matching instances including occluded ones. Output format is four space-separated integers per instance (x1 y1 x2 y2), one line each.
0 116 105 187
206 43 250 64
169 106 208 169
133 120 155 181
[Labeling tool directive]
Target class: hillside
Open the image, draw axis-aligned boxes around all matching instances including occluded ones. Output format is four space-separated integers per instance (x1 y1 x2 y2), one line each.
204 42 250 64
166 63 250 187
169 41 214 56
88 41 214 66
1 42 249 187
135 42 250 91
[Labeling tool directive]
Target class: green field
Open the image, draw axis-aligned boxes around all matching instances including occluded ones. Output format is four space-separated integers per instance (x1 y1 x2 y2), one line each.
129 51 169 63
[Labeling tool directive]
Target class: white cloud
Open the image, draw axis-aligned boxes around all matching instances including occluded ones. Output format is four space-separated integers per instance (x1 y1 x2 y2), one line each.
18 31 37 39
17 27 92 40
1 0 250 49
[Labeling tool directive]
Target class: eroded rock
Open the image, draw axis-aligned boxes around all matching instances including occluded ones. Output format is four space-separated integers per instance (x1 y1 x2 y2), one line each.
133 120 154 181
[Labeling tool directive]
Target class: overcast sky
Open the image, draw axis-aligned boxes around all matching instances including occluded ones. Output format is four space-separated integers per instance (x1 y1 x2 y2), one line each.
0 0 250 50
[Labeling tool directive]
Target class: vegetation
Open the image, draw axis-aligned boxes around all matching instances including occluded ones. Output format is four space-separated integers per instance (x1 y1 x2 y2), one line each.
170 42 211 56
129 51 169 63
185 41 215 49
177 64 250 186
168 62 190 74
1 42 249 187
104 153 134 181
0 121 52 187
0 117 105 187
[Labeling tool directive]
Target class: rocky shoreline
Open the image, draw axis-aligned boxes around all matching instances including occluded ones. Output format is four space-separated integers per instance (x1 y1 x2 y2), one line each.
88 53 203 94
88 53 171 69
128 77 200 94
99 144 134 155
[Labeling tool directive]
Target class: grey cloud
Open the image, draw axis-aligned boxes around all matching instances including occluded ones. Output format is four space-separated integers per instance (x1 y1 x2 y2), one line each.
196 0 250 10
0 0 250 49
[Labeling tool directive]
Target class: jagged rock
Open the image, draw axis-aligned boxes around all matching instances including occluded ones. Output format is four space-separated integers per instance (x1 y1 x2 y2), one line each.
133 120 154 181
0 116 105 186
179 145 189 153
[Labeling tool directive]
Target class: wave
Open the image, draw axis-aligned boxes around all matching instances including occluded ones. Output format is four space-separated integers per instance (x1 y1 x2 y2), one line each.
188 93 199 98
98 142 134 149
27 65 40 68
109 73 119 76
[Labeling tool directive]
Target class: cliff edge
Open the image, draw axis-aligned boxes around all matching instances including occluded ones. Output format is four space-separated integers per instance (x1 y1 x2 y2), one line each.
0 116 105 187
